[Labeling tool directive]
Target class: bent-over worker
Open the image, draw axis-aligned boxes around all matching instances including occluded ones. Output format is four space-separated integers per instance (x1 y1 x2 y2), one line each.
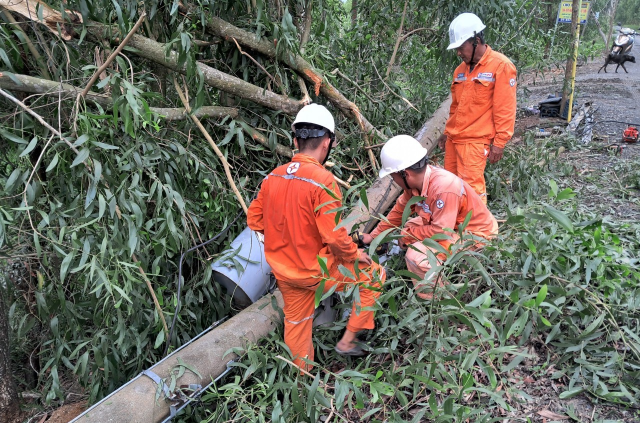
247 104 386 369
437 12 517 204
360 135 498 299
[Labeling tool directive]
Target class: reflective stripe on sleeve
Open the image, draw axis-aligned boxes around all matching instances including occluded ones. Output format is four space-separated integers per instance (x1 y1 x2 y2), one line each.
286 314 315 325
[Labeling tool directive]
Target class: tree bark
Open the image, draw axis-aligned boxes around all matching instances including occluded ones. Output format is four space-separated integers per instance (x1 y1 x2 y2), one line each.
85 25 305 115
0 289 20 423
0 72 239 121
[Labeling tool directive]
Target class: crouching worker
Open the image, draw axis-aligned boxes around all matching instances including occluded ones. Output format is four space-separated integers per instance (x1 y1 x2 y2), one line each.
247 104 386 369
359 135 497 300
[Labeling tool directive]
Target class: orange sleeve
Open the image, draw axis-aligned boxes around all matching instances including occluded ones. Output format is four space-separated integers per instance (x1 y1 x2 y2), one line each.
369 190 411 238
402 192 461 246
492 61 517 148
247 180 266 234
315 182 358 262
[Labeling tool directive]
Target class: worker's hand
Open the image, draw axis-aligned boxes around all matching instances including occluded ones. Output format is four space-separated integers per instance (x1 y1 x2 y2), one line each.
360 233 374 245
487 145 504 164
437 134 447 151
358 249 373 266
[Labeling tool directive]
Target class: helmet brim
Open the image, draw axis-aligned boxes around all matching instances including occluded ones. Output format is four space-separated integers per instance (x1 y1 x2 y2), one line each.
447 39 465 50
378 168 393 179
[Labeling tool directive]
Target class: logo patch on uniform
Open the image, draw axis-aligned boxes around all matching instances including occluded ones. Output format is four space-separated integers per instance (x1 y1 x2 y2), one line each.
457 73 465 79
478 72 493 78
509 78 516 87
416 201 431 214
436 199 445 209
286 162 300 174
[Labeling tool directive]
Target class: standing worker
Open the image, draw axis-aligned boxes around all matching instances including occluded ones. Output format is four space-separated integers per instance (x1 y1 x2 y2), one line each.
359 135 498 299
437 12 517 204
247 104 386 369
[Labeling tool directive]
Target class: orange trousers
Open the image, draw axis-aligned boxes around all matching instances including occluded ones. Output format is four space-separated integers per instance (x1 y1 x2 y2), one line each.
277 261 385 369
444 139 490 204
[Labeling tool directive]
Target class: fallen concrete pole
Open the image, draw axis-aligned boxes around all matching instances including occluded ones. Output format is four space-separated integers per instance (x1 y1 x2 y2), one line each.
71 291 284 423
345 95 452 233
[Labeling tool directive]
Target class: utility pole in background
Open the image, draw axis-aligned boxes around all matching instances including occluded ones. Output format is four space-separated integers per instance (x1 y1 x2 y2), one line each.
560 0 583 121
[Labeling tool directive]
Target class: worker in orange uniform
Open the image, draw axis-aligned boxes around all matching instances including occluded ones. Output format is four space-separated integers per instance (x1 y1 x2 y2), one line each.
359 135 497 299
247 104 386 368
436 12 517 204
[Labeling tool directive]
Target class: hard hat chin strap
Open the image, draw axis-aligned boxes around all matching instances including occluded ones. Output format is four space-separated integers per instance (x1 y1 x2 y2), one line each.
398 170 410 190
469 31 479 71
321 133 336 165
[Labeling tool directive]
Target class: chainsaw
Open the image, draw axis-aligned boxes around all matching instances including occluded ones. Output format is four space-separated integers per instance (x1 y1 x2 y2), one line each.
623 126 639 143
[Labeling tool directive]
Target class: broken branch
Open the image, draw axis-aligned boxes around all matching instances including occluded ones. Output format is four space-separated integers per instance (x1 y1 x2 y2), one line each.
0 72 238 121
231 37 285 94
81 12 146 99
172 77 248 213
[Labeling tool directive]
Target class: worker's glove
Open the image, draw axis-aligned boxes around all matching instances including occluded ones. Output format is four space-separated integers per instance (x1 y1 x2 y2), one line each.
374 242 389 256
351 231 365 248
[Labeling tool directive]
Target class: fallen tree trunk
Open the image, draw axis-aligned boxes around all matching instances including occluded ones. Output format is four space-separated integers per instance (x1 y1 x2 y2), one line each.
196 9 385 155
0 72 238 121
70 292 284 423
85 24 305 115
344 95 452 234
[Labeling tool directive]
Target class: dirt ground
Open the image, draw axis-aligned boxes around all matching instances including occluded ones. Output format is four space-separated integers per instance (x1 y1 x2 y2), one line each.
502 60 640 422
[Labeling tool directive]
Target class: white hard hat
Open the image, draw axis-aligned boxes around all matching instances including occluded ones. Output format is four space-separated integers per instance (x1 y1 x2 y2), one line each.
447 13 486 50
291 104 335 133
378 135 428 179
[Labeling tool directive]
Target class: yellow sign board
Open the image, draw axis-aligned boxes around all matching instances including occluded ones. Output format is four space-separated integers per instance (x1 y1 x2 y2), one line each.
557 1 590 24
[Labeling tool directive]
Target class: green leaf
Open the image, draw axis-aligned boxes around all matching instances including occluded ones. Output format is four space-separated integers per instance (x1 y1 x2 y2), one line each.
0 128 27 144
71 148 90 167
154 330 165 349
46 153 60 172
402 196 425 227
92 141 119 150
368 228 394 257
559 388 585 399
60 251 75 281
544 206 574 233
19 137 38 157
74 134 90 147
360 187 369 210
314 278 326 308
467 290 491 308
535 284 547 307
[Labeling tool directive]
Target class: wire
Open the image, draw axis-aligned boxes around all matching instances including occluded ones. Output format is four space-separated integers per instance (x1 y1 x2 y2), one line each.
163 208 245 356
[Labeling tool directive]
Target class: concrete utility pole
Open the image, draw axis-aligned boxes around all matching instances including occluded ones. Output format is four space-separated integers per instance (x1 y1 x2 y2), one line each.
560 0 582 121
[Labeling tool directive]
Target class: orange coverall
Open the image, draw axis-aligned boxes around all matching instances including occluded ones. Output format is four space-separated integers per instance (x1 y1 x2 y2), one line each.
444 45 517 204
247 153 385 368
369 166 497 296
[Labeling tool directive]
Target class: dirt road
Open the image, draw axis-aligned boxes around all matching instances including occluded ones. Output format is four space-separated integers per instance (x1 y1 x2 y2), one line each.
518 58 640 221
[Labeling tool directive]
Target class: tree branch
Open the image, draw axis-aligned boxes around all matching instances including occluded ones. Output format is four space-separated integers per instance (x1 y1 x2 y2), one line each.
85 23 305 115
400 27 436 42
231 37 285 94
385 0 409 78
172 77 248 213
0 72 238 121
196 10 387 148
80 12 146 98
